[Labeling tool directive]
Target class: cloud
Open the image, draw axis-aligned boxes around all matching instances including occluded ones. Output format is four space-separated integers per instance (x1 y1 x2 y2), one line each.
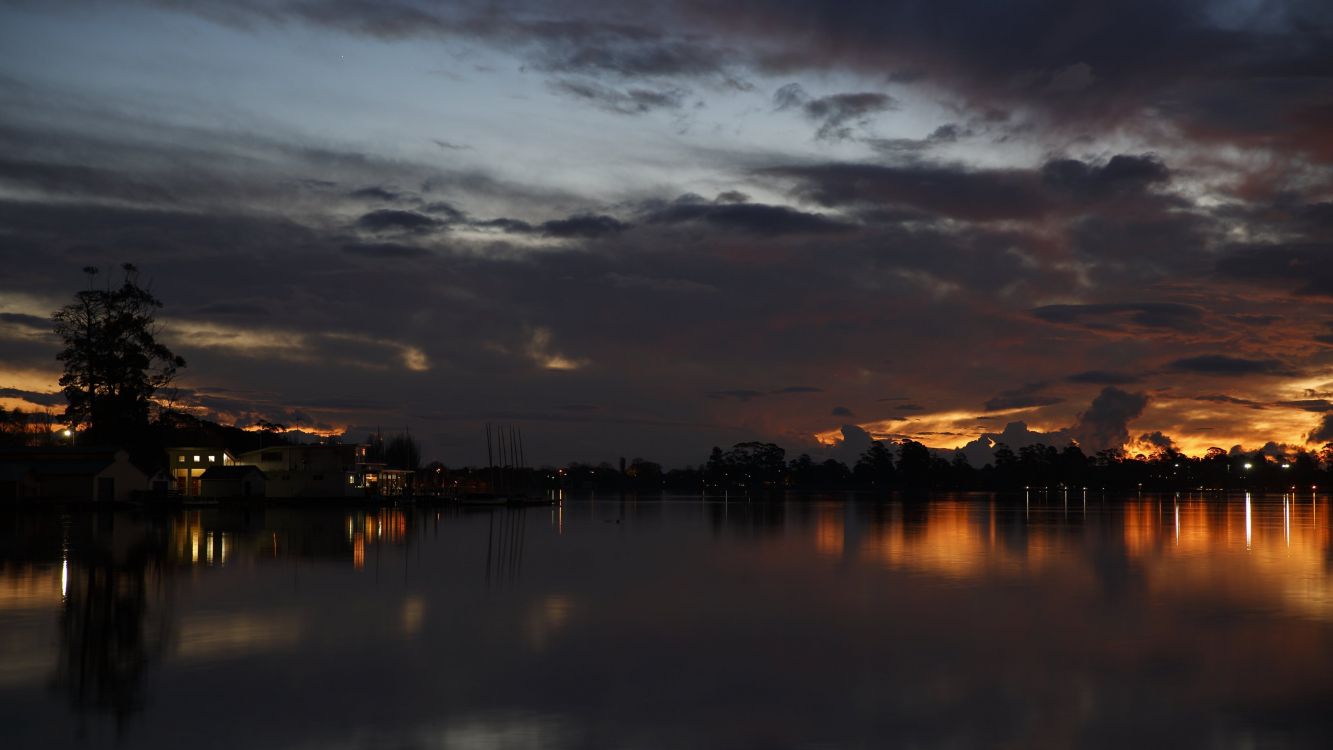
1168 355 1290 377
0 387 64 407
549 78 687 115
1040 154 1169 198
1308 414 1333 445
349 186 404 202
867 123 971 154
983 383 1062 411
707 389 764 402
1065 370 1142 385
1067 387 1149 453
1216 243 1333 298
341 242 431 259
541 214 628 238
831 406 854 417
766 154 1172 225
524 327 587 371
773 84 897 140
644 200 854 235
1032 303 1203 331
1195 394 1267 409
355 209 447 234
1133 430 1178 454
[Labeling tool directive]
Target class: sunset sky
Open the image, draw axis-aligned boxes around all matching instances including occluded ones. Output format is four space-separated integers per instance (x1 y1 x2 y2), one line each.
2 0 1332 466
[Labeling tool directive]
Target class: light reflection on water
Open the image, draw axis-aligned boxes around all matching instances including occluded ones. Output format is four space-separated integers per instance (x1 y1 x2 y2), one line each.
1 494 1332 749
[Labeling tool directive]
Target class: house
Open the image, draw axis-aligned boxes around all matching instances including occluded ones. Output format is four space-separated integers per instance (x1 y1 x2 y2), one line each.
199 465 266 498
236 444 361 498
231 443 414 498
165 447 235 497
0 448 149 502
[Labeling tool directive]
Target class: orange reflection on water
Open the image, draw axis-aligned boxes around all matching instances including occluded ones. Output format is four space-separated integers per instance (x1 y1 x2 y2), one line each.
854 501 1055 578
0 565 62 610
1125 495 1333 619
819 495 1333 620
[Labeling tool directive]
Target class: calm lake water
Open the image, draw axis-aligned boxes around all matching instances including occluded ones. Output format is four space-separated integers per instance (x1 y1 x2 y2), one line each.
2 493 1332 749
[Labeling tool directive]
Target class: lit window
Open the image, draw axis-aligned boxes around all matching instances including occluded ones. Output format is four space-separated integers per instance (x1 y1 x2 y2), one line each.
193 455 201 462
178 456 185 463
208 455 216 462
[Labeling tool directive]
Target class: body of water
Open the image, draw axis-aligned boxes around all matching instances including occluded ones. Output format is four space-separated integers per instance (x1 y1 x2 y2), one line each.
2 492 1331 748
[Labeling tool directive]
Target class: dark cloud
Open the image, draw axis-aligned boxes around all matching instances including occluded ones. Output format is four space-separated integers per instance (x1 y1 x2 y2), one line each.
1216 243 1333 298
1067 387 1148 453
773 83 897 140
1032 303 1203 331
772 386 822 394
867 123 971 154
150 0 1333 161
1066 370 1142 385
645 201 854 235
355 209 447 234
983 383 1063 412
766 154 1171 223
431 139 471 151
1195 394 1267 409
0 387 64 407
1276 399 1333 413
541 213 629 238
475 217 536 233
706 389 763 402
550 79 687 115
0 312 50 331
348 186 403 202
1308 413 1333 445
422 202 468 222
1040 154 1169 198
1168 355 1290 377
765 162 1045 222
831 405 854 417
1136 430 1178 452
341 241 431 259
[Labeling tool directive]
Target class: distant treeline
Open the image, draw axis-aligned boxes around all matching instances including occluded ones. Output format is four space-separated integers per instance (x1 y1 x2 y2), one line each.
423 439 1333 495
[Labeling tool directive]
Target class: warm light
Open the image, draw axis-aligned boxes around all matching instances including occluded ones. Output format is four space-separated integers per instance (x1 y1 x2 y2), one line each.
1282 463 1291 469
1243 463 1253 470
62 429 71 437
60 558 68 598
1245 493 1252 550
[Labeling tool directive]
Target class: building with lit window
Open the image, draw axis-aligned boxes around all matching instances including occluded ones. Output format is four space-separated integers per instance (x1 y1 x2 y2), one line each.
165 448 235 497
236 444 364 498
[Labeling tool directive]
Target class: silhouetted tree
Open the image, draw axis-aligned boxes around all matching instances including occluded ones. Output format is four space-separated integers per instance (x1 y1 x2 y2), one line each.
853 440 895 487
724 441 786 488
384 432 421 471
896 439 932 488
52 265 184 444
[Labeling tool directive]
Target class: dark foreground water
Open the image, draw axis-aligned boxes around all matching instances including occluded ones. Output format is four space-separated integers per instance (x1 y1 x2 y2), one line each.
2 492 1332 749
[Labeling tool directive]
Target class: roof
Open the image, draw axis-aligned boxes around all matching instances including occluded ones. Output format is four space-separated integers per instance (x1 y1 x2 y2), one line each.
200 466 267 480
0 455 119 477
0 463 36 481
30 459 117 477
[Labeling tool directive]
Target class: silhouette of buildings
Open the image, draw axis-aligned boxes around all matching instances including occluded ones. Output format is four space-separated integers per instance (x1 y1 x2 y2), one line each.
199 465 266 498
0 447 149 501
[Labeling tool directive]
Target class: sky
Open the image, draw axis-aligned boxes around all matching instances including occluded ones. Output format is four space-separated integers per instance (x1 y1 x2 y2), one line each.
1 0 1332 467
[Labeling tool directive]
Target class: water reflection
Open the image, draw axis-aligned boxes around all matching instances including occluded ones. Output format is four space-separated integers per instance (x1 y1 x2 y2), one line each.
1 494 1331 748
